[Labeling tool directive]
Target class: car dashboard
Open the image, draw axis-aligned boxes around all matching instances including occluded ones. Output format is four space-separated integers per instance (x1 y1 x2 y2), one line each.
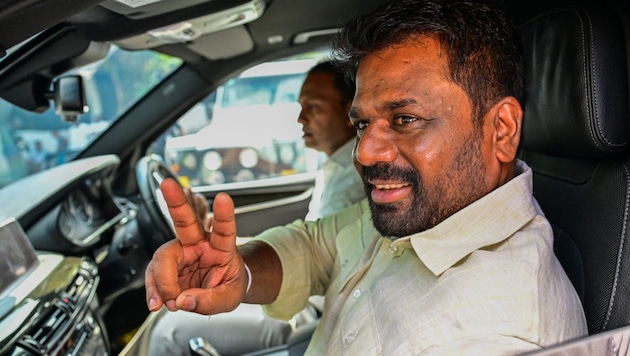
0 155 148 302
28 166 132 253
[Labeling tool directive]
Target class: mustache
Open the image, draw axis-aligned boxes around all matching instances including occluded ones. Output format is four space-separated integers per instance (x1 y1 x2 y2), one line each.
362 163 419 184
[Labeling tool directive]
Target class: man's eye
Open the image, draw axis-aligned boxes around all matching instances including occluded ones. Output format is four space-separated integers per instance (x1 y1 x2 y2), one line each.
353 121 368 130
393 115 417 125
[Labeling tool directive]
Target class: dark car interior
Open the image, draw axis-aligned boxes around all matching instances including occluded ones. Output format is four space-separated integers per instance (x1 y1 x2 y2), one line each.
518 3 630 336
0 0 628 355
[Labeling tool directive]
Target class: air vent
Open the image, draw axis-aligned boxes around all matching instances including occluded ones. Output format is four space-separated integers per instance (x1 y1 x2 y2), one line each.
13 260 99 355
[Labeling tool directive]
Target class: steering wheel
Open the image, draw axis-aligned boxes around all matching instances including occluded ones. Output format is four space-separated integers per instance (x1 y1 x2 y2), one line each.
135 155 180 252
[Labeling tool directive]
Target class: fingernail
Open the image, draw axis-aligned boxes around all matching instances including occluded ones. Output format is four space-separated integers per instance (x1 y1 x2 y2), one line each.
148 297 158 311
165 300 177 311
181 295 197 311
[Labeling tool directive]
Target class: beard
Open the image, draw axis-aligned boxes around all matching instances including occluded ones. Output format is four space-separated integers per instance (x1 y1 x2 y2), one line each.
362 131 491 238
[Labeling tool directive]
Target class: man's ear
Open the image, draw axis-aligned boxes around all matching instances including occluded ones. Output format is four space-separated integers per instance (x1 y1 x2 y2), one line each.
491 96 523 163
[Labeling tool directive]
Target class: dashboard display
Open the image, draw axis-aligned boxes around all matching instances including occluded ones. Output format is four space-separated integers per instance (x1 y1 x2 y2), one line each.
56 174 125 248
67 190 97 224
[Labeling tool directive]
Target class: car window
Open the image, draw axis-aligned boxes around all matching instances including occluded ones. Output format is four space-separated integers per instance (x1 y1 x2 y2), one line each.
0 46 182 187
151 50 331 188
221 74 304 107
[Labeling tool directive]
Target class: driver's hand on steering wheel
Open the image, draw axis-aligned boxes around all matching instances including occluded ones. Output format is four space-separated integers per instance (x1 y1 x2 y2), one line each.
144 177 249 315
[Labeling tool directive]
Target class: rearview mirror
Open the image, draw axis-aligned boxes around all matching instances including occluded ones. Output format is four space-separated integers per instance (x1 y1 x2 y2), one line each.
49 75 89 123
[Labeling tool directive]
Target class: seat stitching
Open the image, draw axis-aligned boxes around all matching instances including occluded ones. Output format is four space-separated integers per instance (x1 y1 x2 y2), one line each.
585 11 603 148
582 8 624 149
603 162 630 330
576 10 599 151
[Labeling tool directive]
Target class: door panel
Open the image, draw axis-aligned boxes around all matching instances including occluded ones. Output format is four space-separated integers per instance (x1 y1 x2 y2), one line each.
195 172 315 236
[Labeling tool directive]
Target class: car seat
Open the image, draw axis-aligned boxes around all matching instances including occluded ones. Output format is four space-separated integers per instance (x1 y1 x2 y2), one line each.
517 2 630 335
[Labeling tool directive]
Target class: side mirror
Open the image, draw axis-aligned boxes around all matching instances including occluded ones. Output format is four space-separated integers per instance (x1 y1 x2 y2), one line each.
48 75 89 123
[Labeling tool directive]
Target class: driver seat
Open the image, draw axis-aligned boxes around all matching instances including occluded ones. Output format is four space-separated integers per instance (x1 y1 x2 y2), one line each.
517 2 630 335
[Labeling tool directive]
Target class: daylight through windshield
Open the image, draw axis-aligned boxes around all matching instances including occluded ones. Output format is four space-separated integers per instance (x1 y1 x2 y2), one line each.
0 46 181 188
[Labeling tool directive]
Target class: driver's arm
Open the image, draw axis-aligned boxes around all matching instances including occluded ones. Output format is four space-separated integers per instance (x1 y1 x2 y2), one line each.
238 240 283 304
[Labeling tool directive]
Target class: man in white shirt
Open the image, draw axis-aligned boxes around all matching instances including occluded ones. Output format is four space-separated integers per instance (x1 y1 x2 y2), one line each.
148 61 365 355
299 61 364 221
145 0 588 354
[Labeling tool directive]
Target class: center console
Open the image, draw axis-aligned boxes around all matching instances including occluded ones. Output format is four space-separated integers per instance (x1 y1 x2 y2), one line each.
0 219 109 356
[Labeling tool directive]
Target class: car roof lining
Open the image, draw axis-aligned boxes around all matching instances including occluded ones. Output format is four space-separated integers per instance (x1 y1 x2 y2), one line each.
0 0 621 114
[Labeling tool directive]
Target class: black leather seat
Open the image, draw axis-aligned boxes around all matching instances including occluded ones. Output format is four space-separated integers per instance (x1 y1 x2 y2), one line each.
518 3 630 335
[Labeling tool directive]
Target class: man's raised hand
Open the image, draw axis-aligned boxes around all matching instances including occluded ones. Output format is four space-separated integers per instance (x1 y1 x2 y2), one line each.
144 178 249 315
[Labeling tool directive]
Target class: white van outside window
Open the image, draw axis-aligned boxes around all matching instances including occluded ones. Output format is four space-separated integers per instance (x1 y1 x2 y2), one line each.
157 51 331 188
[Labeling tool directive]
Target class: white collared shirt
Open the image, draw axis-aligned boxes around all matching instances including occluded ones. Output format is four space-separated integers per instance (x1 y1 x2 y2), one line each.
305 139 365 221
256 160 587 355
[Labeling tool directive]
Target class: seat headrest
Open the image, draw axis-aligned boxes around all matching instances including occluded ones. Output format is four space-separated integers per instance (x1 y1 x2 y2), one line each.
519 5 630 158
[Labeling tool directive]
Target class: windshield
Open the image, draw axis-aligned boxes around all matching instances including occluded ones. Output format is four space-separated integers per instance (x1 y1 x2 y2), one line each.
0 47 182 188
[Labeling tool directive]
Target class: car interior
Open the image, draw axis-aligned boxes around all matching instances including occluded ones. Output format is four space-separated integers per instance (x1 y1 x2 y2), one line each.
0 0 628 355
518 3 630 336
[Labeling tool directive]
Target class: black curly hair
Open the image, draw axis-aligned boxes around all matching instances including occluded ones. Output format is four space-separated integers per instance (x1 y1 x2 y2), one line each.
333 0 524 124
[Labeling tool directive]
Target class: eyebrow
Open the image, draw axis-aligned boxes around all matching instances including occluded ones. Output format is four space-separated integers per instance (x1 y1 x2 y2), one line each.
349 98 418 119
383 98 418 110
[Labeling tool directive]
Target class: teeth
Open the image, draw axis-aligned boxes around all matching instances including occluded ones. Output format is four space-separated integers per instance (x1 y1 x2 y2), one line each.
374 183 409 190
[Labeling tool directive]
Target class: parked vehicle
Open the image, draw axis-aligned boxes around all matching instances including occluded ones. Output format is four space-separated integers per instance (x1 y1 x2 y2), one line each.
164 58 323 187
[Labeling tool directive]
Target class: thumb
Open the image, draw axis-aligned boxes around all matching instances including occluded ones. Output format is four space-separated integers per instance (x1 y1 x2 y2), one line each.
174 263 249 314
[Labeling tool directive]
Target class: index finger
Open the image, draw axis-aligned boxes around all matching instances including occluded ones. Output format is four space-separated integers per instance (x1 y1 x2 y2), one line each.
160 177 206 245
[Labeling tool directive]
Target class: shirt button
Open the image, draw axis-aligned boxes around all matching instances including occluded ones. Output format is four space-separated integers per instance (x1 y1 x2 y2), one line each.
353 289 362 299
343 332 356 345
389 244 399 254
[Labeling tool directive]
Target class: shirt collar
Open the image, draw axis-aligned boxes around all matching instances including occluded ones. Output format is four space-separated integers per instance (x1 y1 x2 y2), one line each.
390 159 538 276
328 139 355 167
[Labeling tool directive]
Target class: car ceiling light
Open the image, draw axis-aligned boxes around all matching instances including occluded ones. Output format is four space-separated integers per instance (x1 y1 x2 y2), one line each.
267 35 283 44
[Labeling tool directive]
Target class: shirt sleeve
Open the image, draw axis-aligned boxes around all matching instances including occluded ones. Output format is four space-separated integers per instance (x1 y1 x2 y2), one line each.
256 202 364 320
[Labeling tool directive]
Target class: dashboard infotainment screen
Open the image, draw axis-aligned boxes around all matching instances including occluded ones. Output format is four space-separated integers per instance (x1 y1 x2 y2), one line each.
0 218 39 296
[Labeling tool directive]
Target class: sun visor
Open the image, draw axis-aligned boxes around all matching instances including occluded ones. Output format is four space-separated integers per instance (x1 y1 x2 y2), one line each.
113 0 264 50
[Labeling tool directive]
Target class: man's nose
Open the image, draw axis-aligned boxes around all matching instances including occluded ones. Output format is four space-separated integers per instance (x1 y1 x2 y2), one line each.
297 108 307 124
355 123 397 166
